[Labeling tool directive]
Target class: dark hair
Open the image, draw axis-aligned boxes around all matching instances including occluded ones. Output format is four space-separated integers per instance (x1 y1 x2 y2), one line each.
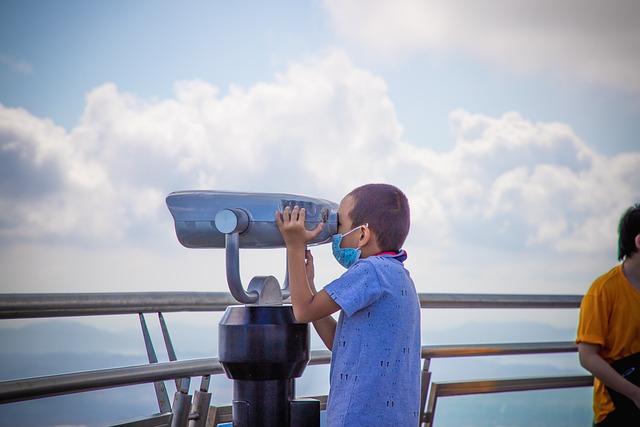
618 203 640 261
347 183 410 252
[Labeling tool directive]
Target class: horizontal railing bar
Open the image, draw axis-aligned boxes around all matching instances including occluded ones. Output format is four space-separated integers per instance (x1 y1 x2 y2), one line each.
421 341 577 358
0 343 579 405
0 292 238 319
0 351 333 405
431 374 593 397
419 293 582 309
308 349 332 365
0 358 225 404
0 292 583 319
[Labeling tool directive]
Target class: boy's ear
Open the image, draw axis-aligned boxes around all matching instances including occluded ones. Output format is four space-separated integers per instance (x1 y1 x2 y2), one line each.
359 225 373 247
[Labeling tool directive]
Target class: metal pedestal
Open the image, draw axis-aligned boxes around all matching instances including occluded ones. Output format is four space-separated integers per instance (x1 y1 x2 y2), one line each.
219 305 320 427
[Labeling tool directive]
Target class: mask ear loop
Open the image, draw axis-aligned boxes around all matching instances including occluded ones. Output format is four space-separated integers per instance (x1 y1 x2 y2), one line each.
343 223 366 237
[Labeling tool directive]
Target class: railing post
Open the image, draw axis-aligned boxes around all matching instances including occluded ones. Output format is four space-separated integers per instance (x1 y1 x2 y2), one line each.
425 382 439 427
420 357 432 427
170 389 193 427
159 313 190 392
139 313 172 414
188 376 212 427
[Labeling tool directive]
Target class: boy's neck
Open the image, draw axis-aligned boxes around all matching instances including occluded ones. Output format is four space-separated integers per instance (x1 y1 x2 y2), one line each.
359 242 382 259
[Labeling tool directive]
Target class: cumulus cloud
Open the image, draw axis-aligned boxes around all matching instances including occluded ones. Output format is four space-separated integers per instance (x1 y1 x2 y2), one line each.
0 107 114 241
398 116 637 269
0 51 404 245
1 50 638 264
322 0 640 93
439 110 639 253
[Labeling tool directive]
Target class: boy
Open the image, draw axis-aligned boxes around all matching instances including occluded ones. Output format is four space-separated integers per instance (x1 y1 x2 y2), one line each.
276 183 421 426
576 203 640 426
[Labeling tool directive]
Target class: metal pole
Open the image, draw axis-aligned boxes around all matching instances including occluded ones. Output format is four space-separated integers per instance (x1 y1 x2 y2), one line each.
0 292 237 318
0 358 224 404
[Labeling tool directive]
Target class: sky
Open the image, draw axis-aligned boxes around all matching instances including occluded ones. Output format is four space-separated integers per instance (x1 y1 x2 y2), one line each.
1 0 640 331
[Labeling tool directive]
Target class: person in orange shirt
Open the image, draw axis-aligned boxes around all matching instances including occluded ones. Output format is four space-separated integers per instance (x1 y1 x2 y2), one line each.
577 203 640 426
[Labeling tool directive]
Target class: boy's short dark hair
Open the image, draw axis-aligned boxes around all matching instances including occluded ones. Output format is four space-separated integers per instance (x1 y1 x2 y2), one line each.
618 203 640 261
347 183 410 252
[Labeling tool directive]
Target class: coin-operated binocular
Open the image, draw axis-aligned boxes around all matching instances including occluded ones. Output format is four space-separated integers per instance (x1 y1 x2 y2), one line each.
166 190 338 427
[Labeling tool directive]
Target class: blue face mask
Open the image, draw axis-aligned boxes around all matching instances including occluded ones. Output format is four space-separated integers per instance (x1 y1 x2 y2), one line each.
331 224 367 269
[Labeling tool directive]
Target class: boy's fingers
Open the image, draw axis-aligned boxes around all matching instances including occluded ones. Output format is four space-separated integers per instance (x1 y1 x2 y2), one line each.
291 205 300 221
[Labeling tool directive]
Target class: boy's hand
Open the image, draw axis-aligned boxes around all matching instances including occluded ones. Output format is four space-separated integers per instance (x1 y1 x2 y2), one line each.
275 206 324 249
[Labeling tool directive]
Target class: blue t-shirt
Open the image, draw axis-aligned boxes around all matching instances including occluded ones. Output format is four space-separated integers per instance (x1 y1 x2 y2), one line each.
323 251 421 426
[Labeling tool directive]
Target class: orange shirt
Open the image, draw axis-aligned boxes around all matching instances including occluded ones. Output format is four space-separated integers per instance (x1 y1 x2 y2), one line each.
576 264 640 423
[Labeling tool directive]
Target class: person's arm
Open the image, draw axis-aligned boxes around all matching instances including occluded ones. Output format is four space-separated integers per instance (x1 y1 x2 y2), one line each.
303 250 337 350
312 315 337 351
578 342 640 409
276 206 341 325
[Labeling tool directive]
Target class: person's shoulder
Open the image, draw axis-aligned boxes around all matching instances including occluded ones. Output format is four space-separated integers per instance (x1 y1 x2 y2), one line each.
334 258 378 282
588 265 623 294
347 257 377 275
355 255 379 265
353 254 395 273
598 264 622 283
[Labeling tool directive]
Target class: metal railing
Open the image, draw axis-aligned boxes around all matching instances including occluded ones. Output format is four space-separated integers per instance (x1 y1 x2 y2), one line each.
0 292 590 426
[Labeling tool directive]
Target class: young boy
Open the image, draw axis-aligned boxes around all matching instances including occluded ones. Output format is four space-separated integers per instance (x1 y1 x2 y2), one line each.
276 183 421 426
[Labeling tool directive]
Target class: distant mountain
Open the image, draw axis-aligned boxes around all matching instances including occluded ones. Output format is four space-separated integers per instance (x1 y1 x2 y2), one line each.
0 318 577 356
0 321 144 356
424 320 577 345
0 319 219 359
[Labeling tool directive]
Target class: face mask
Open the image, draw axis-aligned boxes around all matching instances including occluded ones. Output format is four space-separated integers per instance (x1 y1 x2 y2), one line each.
332 224 367 268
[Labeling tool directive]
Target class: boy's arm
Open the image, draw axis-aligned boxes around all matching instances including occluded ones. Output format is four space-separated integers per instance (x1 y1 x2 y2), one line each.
304 250 337 350
312 314 337 351
276 206 341 325
578 342 640 408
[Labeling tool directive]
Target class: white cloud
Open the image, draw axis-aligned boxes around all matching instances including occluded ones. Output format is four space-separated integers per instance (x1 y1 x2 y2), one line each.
0 50 405 245
429 110 640 254
1 50 638 297
322 0 640 93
